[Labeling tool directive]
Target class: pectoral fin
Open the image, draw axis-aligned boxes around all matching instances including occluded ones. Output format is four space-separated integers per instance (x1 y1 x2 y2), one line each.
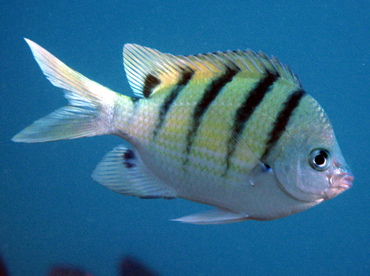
92 145 177 199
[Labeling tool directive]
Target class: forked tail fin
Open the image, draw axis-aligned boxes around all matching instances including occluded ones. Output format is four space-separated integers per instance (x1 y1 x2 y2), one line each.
12 39 121 143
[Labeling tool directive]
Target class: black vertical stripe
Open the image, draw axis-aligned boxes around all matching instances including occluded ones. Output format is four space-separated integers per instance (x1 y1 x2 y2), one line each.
224 71 278 173
143 74 161 98
184 67 239 162
261 89 306 161
152 70 194 138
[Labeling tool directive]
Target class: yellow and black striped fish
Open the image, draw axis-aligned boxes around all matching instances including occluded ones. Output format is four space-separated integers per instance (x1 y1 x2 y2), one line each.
13 39 353 224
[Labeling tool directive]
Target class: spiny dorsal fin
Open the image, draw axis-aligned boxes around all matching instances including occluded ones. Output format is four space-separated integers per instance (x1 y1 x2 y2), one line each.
124 44 193 98
123 44 301 98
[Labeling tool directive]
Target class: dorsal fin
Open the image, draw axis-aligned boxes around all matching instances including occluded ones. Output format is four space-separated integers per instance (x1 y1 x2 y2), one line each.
123 44 301 98
123 44 193 98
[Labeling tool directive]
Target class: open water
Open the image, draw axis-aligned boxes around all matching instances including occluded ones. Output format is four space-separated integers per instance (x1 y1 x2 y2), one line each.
0 1 369 275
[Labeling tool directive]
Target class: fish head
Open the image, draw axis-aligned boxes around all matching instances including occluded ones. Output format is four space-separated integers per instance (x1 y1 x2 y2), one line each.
272 101 353 204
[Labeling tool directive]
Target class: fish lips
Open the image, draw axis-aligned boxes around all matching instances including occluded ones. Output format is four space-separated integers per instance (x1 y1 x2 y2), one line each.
324 172 353 200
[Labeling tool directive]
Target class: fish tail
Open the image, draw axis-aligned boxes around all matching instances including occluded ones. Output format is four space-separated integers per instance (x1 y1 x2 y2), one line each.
12 38 129 143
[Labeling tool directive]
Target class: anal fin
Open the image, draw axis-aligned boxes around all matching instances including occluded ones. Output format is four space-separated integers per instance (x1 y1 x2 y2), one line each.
172 208 249 225
92 145 177 199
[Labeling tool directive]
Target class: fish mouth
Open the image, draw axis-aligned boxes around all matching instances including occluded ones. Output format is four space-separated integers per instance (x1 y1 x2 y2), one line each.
325 172 353 199
333 172 354 189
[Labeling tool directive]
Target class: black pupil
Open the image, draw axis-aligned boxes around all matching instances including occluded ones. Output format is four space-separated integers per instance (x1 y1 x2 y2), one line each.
314 152 326 166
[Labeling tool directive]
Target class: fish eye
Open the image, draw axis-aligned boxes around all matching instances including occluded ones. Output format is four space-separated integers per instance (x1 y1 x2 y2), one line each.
309 149 331 171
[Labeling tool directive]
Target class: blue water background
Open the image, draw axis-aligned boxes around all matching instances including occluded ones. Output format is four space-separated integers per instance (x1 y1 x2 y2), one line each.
1 1 369 275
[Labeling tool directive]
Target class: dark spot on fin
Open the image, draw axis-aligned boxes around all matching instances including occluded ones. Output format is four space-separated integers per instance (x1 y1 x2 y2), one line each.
122 149 136 168
123 149 135 160
143 74 161 98
131 96 141 103
123 162 135 169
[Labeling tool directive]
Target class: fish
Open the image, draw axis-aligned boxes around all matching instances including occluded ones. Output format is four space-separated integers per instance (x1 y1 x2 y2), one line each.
120 256 158 276
48 266 92 276
0 253 9 276
12 39 353 224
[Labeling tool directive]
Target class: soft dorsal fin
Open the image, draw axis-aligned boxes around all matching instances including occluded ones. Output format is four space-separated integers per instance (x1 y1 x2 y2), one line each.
123 44 301 98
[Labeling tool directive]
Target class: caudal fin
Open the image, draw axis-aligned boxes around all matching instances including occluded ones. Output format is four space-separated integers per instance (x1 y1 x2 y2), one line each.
12 39 119 143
